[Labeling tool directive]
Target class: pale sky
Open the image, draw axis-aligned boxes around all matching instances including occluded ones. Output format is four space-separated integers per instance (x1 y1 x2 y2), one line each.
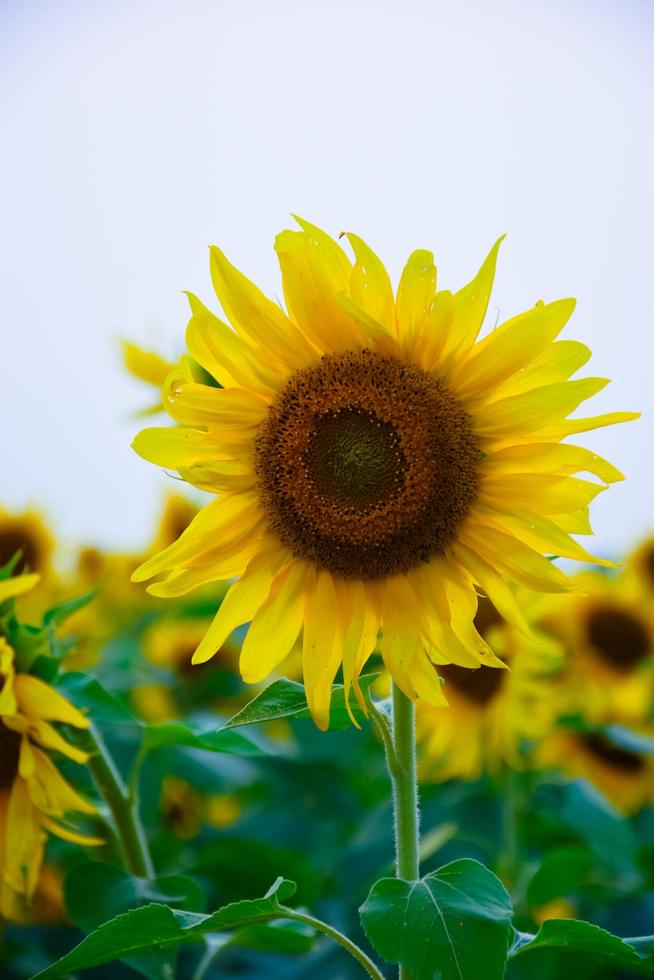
1 0 652 559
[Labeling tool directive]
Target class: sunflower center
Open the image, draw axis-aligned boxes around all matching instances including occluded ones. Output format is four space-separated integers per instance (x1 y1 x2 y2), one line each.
0 529 39 575
585 606 649 672
580 733 645 774
0 721 21 789
438 663 506 706
255 349 480 579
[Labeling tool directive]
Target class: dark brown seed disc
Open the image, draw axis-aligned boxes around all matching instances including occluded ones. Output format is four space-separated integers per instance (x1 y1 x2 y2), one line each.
438 662 506 705
580 732 645 773
585 606 650 672
0 528 41 575
255 349 480 579
0 720 21 790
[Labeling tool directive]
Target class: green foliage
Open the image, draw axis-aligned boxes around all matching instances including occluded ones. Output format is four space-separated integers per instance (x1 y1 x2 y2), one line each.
360 858 513 979
31 879 313 979
222 674 379 731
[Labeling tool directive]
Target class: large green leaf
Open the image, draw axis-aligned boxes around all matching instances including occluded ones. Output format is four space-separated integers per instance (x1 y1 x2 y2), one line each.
222 674 379 731
32 878 303 979
142 718 279 756
359 858 513 980
510 920 654 976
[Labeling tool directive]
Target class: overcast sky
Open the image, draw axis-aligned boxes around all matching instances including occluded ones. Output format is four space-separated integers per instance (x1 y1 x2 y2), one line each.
1 0 652 560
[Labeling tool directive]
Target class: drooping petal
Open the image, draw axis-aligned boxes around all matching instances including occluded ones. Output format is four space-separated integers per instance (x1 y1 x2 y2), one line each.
132 492 262 582
240 561 315 683
447 541 532 636
14 675 89 729
459 522 573 593
302 570 342 730
192 543 288 664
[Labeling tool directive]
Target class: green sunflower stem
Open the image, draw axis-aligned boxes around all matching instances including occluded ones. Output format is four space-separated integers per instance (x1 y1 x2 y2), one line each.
390 683 420 884
82 723 154 879
386 684 420 980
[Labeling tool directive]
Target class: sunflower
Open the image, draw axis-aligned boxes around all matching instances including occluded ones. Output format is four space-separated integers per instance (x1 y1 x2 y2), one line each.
416 596 562 780
538 726 654 814
538 570 653 723
0 579 100 921
132 218 637 729
628 535 654 597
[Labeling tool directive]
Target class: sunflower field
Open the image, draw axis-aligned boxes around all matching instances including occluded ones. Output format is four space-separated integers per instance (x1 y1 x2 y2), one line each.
1 211 653 980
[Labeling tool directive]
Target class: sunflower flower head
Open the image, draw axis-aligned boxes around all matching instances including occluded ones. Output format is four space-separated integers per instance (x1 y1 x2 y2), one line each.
132 219 638 729
0 573 101 921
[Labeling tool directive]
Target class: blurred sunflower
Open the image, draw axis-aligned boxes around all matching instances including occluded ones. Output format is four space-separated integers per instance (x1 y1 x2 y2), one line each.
132 218 637 728
627 535 654 596
417 596 561 780
161 776 241 838
0 576 101 921
539 571 653 723
538 727 654 814
0 507 57 619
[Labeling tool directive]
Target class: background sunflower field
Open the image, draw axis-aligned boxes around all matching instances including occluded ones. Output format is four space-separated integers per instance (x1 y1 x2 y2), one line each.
1 2 653 979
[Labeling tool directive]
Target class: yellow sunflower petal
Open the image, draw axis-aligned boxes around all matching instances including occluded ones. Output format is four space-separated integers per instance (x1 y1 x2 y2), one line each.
474 377 609 443
209 245 316 370
498 339 591 396
344 232 395 331
240 561 314 683
377 576 423 698
395 249 437 350
185 292 279 393
121 341 176 388
0 574 40 603
477 507 616 567
479 472 606 514
410 651 448 708
539 410 641 440
460 522 573 593
132 492 261 582
30 748 97 815
275 219 356 351
439 236 504 363
483 443 624 483
163 372 269 429
14 675 89 729
29 720 89 763
448 541 532 636
40 815 104 847
303 570 342 731
131 427 225 469
145 534 260 597
192 544 287 665
448 298 576 401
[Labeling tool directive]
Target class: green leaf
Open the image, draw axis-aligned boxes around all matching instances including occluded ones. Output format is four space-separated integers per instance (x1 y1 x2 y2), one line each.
222 674 379 731
526 846 595 908
359 858 513 980
510 920 654 976
44 585 99 627
31 879 300 979
57 672 137 726
142 718 279 756
64 862 205 931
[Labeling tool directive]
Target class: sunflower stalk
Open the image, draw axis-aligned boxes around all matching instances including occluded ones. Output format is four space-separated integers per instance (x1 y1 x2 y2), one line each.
79 723 154 879
388 683 420 980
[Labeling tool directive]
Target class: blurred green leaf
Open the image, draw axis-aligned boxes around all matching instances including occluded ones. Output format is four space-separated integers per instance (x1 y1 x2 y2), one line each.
31 878 301 979
526 846 595 908
57 672 137 726
510 920 654 976
222 674 379 731
64 862 205 930
44 585 99 627
359 858 513 979
142 719 279 756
